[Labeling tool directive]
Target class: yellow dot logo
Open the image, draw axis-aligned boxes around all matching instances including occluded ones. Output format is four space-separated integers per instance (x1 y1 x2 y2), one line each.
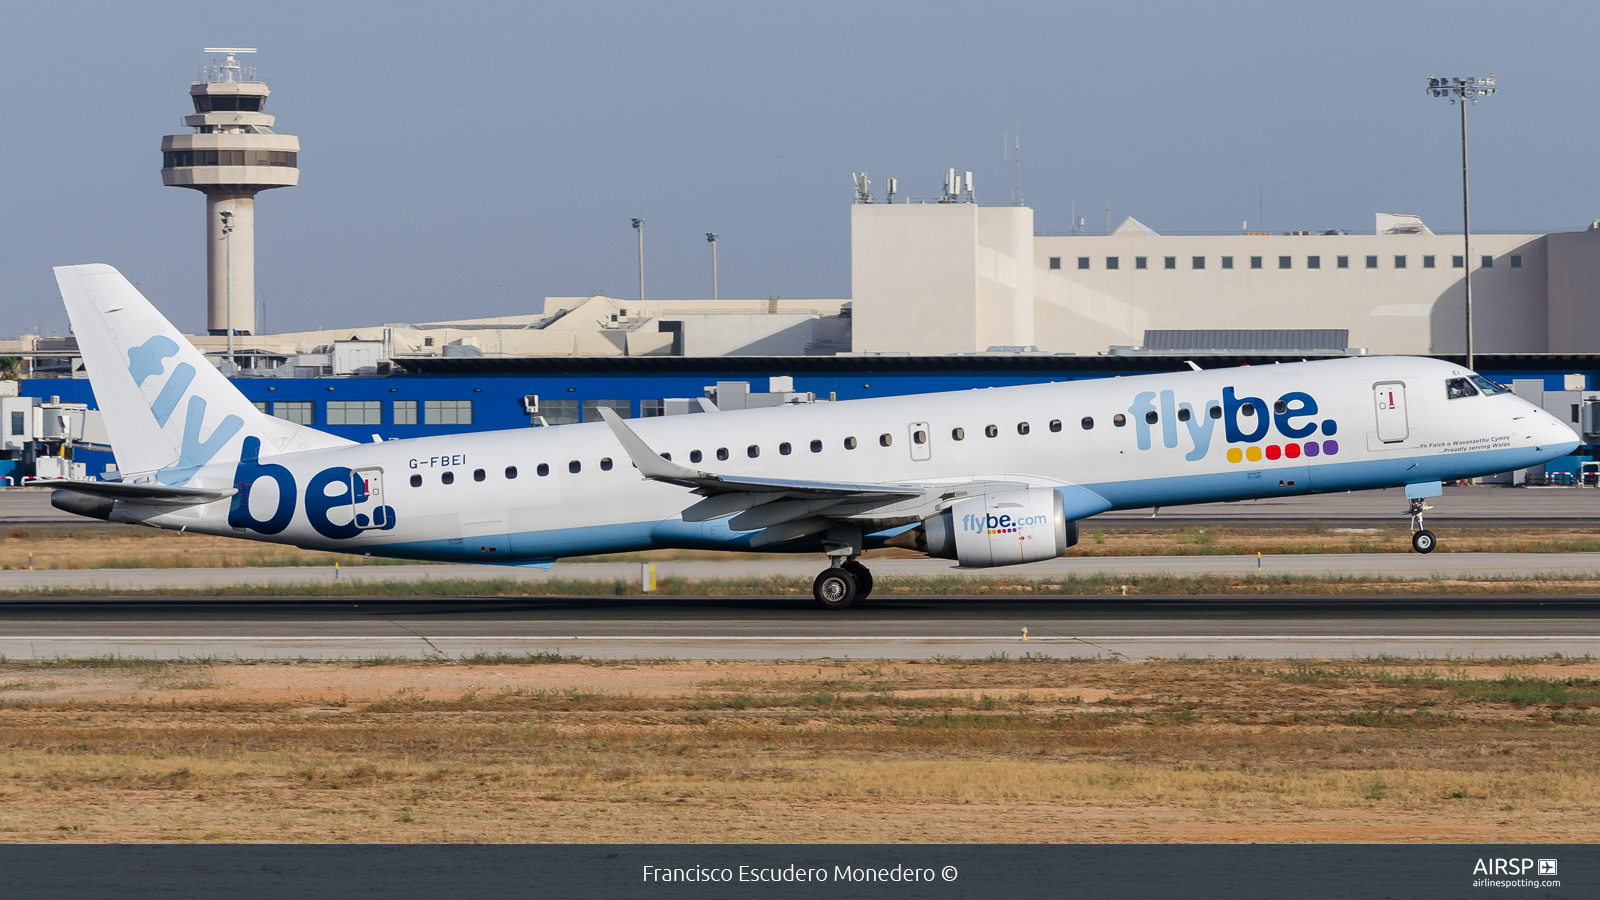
1246 446 1263 462
1227 447 1243 463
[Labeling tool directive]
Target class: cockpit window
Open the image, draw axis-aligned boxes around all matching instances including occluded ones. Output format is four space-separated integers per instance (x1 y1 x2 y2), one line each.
1446 377 1479 399
1469 375 1510 395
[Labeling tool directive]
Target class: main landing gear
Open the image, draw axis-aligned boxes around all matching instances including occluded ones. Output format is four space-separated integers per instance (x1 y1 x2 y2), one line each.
1406 497 1437 554
813 559 874 610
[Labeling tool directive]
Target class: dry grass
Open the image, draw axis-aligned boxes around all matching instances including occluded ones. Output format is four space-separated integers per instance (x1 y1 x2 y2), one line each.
0 525 417 570
1 656 1597 843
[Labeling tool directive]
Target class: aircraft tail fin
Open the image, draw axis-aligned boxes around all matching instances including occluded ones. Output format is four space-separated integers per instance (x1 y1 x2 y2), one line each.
53 263 352 484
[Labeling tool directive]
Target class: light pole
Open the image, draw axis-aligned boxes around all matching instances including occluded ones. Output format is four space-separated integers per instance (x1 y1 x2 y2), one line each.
219 208 234 368
1427 74 1496 371
631 218 645 307
706 232 719 301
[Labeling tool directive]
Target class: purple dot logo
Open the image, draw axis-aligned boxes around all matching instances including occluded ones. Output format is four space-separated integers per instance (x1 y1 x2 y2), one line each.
1322 440 1338 456
1304 441 1320 457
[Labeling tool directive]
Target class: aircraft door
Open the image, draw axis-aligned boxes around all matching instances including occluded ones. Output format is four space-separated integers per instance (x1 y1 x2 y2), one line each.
351 467 392 529
908 422 931 461
1373 382 1409 443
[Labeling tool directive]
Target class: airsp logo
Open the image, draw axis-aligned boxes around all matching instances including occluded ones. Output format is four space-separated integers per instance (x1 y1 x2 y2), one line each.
1471 858 1553 876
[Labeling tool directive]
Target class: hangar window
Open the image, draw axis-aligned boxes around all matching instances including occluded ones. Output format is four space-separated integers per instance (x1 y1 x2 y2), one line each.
1209 405 1222 419
1017 422 1030 435
568 461 581 473
600 457 613 470
424 399 473 425
1192 256 1205 270
1307 256 1321 269
272 401 314 425
393 400 418 424
473 468 486 482
1337 256 1349 268
252 400 268 413
1178 407 1191 422
879 434 892 447
1423 255 1436 268
779 442 791 455
1049 257 1061 269
1113 414 1126 427
1511 255 1523 268
1278 256 1291 269
1250 256 1263 269
1394 255 1408 269
1366 255 1379 269
441 471 455 485
1221 256 1233 269
810 440 823 453
537 463 550 476
1164 256 1176 269
984 424 999 438
1481 255 1494 268
1081 417 1094 430
952 428 965 441
1446 377 1479 400
748 445 760 457
1077 257 1090 269
1135 256 1148 269
690 450 703 463
1106 256 1119 269
409 474 422 487
716 448 729 461
844 436 857 449
505 466 518 479
1453 255 1465 268
1049 419 1062 432
583 399 630 422
327 401 380 425
1144 410 1158 425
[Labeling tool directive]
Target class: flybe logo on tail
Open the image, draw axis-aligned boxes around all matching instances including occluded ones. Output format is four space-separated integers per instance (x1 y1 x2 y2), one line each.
127 335 246 485
1128 386 1339 463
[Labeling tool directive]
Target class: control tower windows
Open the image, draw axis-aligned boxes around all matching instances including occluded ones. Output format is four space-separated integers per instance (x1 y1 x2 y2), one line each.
192 94 264 113
163 150 297 168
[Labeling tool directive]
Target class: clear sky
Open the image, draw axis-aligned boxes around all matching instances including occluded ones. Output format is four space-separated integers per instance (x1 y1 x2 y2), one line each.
1 1 1595 337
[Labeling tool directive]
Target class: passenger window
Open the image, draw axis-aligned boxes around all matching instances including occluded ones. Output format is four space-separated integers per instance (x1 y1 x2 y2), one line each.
879 433 892 447
410 474 422 487
779 442 791 455
747 445 760 458
505 466 518 479
690 450 703 463
1446 377 1479 399
952 428 965 440
537 463 549 477
913 430 927 444
600 457 613 470
1049 419 1062 432
984 425 998 438
1273 400 1287 415
809 440 823 453
1240 403 1255 417
1017 422 1030 435
1081 417 1094 430
473 468 486 482
660 452 671 461
716 448 729 461
568 461 581 473
1113 415 1126 427
1177 408 1190 422
1209 405 1222 419
442 471 455 484
844 437 857 449
1144 411 1157 425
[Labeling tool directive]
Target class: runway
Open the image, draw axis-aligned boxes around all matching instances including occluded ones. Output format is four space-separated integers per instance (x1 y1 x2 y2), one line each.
2 596 1596 661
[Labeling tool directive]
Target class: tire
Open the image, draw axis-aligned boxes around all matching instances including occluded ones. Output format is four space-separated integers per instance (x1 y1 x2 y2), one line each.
841 560 873 599
1412 529 1436 554
813 568 858 610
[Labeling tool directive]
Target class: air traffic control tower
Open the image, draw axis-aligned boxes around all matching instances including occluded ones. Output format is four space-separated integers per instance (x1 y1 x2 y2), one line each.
160 48 298 336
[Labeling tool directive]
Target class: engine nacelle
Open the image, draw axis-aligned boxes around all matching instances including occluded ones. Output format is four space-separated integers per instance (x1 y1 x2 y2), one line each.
922 488 1076 568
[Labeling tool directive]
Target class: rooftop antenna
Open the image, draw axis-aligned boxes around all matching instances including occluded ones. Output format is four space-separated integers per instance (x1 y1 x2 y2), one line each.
202 47 256 83
1005 119 1023 207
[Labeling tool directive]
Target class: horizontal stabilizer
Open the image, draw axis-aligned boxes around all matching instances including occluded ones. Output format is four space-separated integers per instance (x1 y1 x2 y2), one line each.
40 479 236 505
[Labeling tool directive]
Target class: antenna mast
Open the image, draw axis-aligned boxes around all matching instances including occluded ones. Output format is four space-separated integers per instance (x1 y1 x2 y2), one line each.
1006 119 1023 207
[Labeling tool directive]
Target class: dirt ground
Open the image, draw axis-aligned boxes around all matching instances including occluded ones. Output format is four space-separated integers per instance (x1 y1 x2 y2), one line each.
9 521 1600 571
1 656 1596 844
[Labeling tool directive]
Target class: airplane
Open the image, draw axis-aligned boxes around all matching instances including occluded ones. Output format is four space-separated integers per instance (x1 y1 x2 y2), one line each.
43 264 1581 609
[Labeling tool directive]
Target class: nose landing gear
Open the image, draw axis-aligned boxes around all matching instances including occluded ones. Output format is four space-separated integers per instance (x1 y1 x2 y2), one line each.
1406 497 1436 554
813 558 874 609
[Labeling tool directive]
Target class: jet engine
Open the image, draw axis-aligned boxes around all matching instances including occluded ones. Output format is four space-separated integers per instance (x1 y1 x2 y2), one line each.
911 488 1077 568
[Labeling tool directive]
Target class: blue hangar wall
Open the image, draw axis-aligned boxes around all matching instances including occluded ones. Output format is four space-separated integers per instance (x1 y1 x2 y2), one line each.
23 353 1599 475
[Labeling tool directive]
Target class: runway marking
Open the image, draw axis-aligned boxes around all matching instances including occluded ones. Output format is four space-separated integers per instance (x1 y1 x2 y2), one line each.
8 635 1599 643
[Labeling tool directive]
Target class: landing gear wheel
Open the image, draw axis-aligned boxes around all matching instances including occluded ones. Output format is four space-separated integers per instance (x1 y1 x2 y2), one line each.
1412 529 1437 554
813 568 859 610
841 560 873 599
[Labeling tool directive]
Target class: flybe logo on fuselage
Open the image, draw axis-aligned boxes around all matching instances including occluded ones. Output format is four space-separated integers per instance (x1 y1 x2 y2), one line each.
1128 386 1340 463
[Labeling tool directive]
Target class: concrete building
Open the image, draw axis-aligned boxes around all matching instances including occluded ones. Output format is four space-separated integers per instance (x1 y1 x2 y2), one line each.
160 49 299 337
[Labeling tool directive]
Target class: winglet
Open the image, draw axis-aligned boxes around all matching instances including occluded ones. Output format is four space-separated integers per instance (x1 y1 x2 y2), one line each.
596 407 707 481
